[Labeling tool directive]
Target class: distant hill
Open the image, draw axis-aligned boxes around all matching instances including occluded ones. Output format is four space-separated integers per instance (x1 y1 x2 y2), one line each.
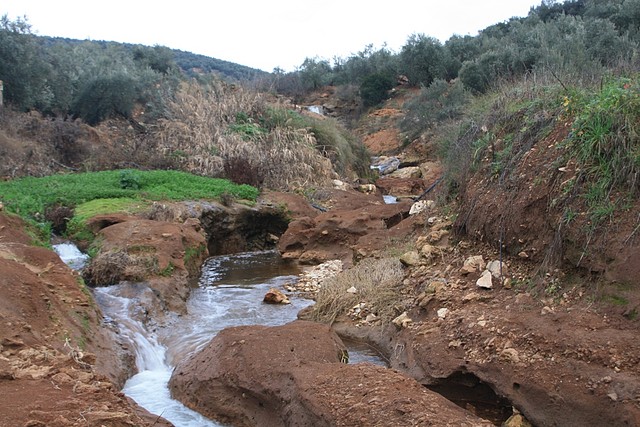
171 49 267 80
38 36 268 81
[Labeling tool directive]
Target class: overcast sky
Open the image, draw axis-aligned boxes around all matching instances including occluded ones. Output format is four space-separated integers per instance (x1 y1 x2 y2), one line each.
3 1 542 72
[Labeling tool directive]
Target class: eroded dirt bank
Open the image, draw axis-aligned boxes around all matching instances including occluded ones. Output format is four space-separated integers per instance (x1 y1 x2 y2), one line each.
0 212 170 427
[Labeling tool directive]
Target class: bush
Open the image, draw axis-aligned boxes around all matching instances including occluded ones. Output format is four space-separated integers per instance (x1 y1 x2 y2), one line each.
359 73 394 107
459 60 490 94
119 169 141 190
564 75 640 223
71 74 139 125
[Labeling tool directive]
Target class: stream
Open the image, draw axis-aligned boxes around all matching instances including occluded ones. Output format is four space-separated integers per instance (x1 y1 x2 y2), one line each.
54 245 384 427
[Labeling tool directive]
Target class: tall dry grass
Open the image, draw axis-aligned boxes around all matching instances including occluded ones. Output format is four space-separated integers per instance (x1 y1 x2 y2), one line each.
154 80 335 191
309 257 406 324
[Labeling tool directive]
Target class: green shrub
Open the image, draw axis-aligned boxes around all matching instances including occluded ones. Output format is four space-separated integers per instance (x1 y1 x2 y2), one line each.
564 75 640 224
119 169 141 190
71 74 139 125
359 73 394 107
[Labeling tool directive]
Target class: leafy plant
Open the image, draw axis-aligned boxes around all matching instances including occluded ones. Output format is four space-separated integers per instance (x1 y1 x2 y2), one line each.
359 73 394 107
120 169 141 190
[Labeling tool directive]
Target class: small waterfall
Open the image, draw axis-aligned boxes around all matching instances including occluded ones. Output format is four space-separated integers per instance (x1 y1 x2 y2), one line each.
53 242 89 270
94 285 223 427
383 194 398 204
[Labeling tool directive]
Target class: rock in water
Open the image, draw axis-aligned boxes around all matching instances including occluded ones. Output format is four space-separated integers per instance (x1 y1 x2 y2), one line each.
263 288 290 304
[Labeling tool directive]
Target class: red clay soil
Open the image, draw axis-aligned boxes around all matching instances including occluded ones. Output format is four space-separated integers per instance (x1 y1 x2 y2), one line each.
0 212 169 427
169 320 494 427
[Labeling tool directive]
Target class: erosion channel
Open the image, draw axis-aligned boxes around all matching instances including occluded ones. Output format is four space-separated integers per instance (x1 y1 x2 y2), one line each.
57 245 384 427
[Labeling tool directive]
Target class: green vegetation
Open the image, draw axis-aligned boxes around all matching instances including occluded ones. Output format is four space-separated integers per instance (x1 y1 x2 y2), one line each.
158 81 369 190
564 76 640 226
359 73 394 107
184 243 207 265
0 169 258 237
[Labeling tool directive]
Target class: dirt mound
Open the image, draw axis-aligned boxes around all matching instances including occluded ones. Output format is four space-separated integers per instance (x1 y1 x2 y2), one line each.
330 211 640 427
169 320 493 427
455 122 640 286
84 216 208 315
276 189 415 266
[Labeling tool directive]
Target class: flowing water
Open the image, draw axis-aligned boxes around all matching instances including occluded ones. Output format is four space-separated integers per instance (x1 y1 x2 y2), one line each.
55 245 384 426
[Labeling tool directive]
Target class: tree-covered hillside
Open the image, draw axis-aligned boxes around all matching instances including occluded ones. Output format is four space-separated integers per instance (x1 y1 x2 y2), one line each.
0 15 266 119
272 0 640 106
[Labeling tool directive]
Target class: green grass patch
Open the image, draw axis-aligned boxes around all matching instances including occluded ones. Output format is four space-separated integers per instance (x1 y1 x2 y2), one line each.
184 243 207 265
602 294 629 306
0 169 259 239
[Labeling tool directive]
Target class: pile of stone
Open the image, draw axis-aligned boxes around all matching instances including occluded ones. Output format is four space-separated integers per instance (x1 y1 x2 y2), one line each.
460 255 510 289
283 259 343 295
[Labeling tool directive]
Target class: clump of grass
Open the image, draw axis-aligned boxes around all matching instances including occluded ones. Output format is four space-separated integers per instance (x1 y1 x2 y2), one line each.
564 75 640 226
309 258 406 324
155 80 370 190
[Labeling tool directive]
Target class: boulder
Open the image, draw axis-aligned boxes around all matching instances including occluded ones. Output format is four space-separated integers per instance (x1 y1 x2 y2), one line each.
389 166 422 179
409 199 435 215
169 321 494 427
487 260 508 279
476 270 493 289
375 176 430 198
400 250 422 267
277 197 412 266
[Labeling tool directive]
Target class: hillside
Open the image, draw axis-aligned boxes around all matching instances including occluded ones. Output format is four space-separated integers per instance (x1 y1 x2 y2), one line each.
38 36 268 81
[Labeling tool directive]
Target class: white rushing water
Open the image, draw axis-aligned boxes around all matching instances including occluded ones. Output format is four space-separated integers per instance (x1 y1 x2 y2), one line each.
53 242 90 270
94 284 222 427
95 251 311 427
55 245 385 426
383 194 398 204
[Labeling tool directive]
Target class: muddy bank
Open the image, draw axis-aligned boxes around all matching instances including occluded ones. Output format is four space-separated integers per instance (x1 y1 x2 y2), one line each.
329 280 640 427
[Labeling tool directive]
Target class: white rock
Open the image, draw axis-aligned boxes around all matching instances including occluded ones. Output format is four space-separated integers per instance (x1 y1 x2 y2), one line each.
365 313 377 323
437 308 449 319
487 260 508 279
357 183 376 194
392 312 412 328
476 270 493 289
346 286 358 294
389 166 422 179
409 200 427 215
409 200 435 215
400 251 422 266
